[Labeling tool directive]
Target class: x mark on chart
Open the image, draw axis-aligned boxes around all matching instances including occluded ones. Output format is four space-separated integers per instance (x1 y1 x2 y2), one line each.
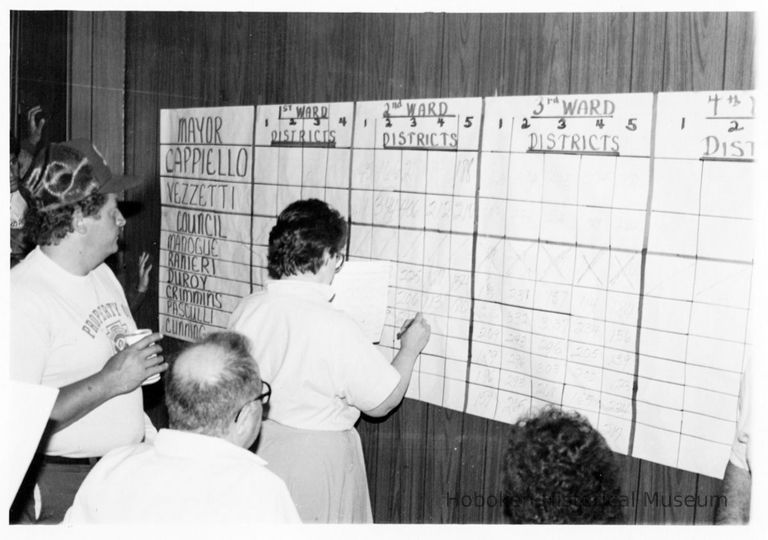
576 250 606 287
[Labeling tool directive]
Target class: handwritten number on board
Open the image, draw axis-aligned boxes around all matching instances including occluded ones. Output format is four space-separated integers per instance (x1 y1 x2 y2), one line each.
498 118 503 129
680 117 686 130
289 118 297 126
728 120 743 133
338 117 347 126
264 119 269 127
557 118 566 130
464 116 474 128
595 118 604 129
385 117 392 128
438 117 445 127
626 118 637 131
410 116 417 128
708 94 721 116
521 118 530 129
314 118 321 127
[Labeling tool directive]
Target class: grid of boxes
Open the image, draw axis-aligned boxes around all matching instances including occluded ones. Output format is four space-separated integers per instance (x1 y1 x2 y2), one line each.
159 91 754 477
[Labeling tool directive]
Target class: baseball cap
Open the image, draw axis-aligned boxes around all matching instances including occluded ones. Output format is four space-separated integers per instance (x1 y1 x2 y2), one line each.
23 139 142 212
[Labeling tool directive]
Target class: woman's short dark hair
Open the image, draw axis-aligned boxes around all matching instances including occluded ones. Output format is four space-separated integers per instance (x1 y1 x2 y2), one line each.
267 198 347 279
22 192 106 246
502 407 623 524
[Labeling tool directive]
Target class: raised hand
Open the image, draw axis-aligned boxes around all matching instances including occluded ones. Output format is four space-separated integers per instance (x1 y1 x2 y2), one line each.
26 105 46 146
137 251 153 293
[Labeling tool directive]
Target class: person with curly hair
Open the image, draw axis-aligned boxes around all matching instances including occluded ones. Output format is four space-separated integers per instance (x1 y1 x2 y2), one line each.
228 198 431 523
10 140 166 523
502 407 624 524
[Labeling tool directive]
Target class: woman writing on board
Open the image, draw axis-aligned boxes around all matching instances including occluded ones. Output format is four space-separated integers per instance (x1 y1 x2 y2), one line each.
228 199 431 523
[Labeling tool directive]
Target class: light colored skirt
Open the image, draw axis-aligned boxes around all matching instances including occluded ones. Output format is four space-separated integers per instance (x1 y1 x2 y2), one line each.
256 419 373 523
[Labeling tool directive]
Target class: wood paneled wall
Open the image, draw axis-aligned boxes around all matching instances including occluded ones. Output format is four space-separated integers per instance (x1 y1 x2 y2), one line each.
10 11 69 145
68 12 126 166
74 11 756 524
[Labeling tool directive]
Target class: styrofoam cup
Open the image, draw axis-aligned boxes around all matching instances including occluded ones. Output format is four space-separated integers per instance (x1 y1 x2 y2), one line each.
124 329 160 385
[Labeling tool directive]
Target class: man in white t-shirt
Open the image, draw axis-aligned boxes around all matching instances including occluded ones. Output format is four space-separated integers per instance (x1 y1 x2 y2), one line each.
65 331 300 524
10 139 166 523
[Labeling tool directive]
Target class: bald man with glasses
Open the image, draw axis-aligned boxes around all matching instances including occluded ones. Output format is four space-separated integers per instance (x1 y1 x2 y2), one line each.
64 332 299 524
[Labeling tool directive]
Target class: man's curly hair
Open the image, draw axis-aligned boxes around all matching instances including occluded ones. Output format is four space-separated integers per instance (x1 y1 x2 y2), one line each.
267 198 347 279
502 407 623 524
23 192 107 246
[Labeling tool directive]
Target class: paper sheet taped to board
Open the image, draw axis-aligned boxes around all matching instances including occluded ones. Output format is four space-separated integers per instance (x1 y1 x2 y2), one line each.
158 90 754 478
158 106 255 341
331 260 392 343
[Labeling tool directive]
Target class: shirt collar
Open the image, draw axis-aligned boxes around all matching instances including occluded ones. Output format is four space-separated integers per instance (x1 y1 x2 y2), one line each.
29 246 95 281
153 429 267 465
266 278 334 303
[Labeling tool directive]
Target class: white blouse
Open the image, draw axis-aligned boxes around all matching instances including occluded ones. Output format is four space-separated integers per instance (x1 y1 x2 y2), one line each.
229 279 400 431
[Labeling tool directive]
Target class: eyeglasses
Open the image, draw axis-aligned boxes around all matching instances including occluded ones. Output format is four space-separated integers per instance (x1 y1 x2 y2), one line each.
234 381 271 422
334 253 345 273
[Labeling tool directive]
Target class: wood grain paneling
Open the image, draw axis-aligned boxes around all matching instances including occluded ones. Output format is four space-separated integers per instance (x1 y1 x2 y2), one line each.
694 474 722 524
423 403 464 522
51 11 757 524
178 13 211 109
68 12 93 138
371 408 401 522
504 13 573 95
570 12 634 94
220 14 252 105
394 400 430 522
90 12 126 170
458 414 489 523
290 13 352 102
475 13 508 98
283 13 312 104
635 461 701 524
441 14 482 98
480 420 508 523
631 12 667 92
261 13 289 105
614 453 642 523
391 13 444 100
663 12 727 91
11 11 68 147
723 12 755 90
354 13 397 100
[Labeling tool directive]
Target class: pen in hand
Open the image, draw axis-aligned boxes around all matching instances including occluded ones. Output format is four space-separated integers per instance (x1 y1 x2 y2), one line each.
397 317 415 340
